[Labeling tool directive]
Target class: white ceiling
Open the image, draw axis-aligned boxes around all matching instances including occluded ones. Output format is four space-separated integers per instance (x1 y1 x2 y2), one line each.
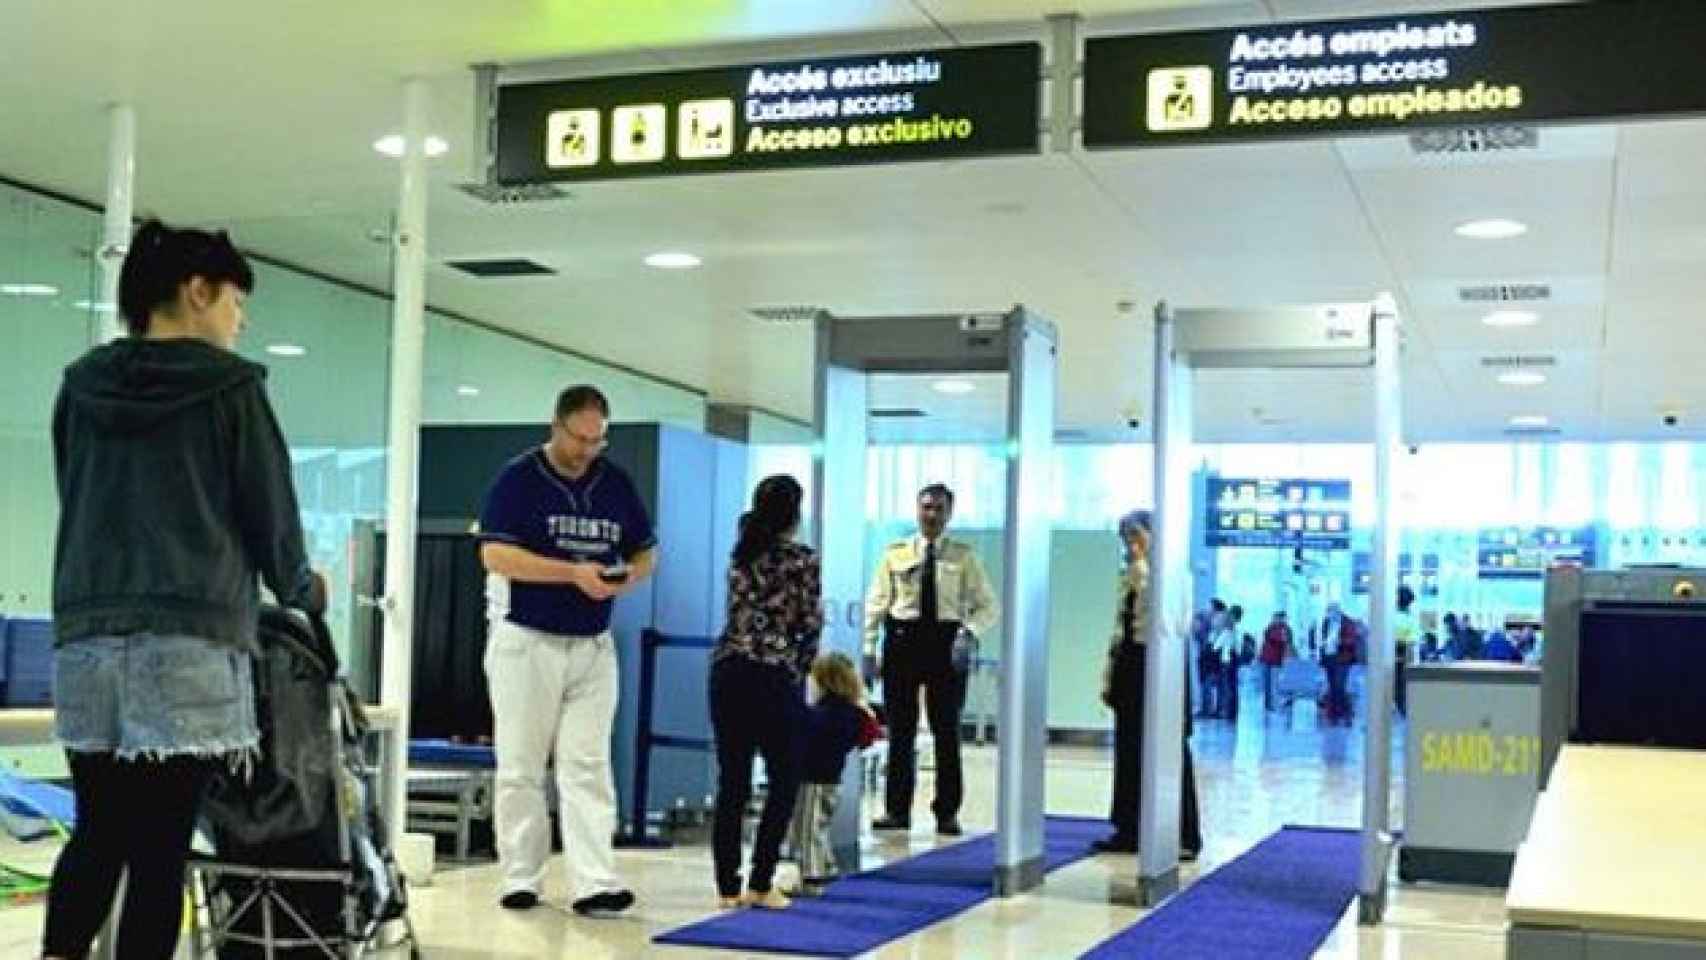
3 0 1703 443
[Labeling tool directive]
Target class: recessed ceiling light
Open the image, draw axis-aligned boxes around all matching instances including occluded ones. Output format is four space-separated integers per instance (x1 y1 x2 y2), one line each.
932 379 976 395
2 283 58 297
72 299 116 313
644 251 701 269
373 135 449 158
1509 415 1550 428
1482 309 1540 328
1497 370 1546 387
456 385 481 397
266 343 307 358
1455 218 1529 240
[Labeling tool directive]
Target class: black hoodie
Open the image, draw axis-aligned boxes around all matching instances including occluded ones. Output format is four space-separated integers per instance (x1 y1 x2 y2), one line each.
51 337 320 651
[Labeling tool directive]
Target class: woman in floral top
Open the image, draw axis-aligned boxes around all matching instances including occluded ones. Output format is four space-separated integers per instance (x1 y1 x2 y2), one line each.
709 474 822 910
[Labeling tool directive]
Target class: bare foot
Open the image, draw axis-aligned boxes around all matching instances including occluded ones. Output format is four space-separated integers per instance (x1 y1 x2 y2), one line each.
741 888 791 909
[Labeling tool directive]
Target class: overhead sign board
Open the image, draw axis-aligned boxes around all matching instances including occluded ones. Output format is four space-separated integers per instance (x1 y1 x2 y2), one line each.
1206 477 1351 551
1083 0 1706 148
496 43 1040 183
1477 526 1596 581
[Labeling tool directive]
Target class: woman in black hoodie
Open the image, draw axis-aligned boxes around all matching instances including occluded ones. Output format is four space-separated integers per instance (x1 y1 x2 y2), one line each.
43 220 324 960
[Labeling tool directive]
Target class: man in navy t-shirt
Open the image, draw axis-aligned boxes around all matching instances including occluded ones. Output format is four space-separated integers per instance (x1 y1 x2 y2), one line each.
477 385 656 916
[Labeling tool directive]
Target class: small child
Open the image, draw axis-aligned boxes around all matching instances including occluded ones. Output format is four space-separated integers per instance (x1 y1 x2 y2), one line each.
788 652 880 896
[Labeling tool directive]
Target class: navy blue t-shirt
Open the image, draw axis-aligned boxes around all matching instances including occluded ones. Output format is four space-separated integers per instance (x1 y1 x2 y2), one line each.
477 449 656 636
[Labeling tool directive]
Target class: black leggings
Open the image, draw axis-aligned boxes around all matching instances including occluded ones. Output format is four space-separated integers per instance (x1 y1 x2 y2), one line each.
44 751 216 959
710 657 803 898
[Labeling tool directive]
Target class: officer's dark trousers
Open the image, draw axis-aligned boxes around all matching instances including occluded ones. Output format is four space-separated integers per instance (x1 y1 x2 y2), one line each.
1109 643 1203 852
882 619 965 824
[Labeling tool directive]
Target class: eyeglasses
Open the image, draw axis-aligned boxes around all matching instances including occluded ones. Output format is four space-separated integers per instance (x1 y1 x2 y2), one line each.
557 422 608 451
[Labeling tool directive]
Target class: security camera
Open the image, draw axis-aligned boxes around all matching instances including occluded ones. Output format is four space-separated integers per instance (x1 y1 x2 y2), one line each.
1663 412 1681 428
1407 444 1420 455
1126 416 1142 430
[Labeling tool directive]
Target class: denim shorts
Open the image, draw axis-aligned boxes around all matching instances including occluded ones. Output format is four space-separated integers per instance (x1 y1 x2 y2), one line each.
53 634 260 763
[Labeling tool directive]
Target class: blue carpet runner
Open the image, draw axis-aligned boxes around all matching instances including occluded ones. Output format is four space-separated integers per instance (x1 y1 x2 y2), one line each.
1081 826 1361 959
655 815 1106 957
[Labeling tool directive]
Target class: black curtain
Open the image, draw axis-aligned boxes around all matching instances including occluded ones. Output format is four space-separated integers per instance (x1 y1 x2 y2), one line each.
373 532 493 741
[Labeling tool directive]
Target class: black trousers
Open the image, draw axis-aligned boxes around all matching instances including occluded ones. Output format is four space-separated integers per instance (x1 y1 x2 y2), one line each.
1324 657 1352 723
709 657 803 897
882 619 966 824
1109 645 1203 852
44 751 217 960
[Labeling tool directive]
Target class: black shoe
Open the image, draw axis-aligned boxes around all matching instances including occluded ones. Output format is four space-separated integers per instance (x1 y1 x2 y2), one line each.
873 815 911 831
500 890 539 910
936 819 963 837
1180 847 1201 862
1091 834 1138 854
572 889 635 916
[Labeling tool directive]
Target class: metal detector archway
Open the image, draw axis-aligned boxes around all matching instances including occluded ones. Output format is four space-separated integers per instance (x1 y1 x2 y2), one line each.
813 306 1057 895
1138 297 1402 924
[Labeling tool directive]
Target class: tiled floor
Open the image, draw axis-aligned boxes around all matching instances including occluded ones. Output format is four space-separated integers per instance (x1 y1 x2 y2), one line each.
0 696 1511 958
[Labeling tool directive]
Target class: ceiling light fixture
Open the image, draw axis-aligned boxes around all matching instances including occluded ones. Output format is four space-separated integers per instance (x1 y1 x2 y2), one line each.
373 135 449 158
1482 309 1540 328
2 283 59 297
457 385 481 397
266 343 307 358
72 299 116 313
1498 370 1547 387
644 251 701 269
1509 415 1550 428
1455 218 1529 240
931 379 976 396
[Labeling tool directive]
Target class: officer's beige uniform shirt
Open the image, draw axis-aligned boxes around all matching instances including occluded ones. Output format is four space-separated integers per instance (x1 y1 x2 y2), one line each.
862 534 1000 654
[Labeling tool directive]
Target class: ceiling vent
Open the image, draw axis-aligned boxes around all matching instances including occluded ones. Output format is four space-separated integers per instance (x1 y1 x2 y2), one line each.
1504 425 1563 438
748 305 828 324
1457 282 1552 304
455 182 571 205
1410 125 1539 156
869 408 927 419
1479 354 1556 369
445 258 556 278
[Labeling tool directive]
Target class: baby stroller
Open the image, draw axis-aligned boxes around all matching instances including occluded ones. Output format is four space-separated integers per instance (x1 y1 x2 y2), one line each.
187 606 418 958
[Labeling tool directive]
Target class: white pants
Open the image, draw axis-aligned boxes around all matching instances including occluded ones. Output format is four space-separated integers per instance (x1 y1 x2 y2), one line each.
484 620 620 902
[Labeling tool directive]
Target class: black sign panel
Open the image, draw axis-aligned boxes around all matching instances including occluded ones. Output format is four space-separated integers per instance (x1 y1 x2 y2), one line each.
1206 478 1351 550
1083 0 1706 148
1477 526 1596 581
496 43 1040 183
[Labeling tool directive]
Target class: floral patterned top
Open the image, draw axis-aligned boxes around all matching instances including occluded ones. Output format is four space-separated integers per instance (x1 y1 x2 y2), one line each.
713 540 824 680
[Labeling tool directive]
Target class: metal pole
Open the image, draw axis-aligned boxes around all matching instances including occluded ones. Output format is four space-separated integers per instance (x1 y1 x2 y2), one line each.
1139 302 1192 905
1359 294 1403 923
994 310 1056 896
95 103 134 344
380 77 431 854
1045 14 1080 154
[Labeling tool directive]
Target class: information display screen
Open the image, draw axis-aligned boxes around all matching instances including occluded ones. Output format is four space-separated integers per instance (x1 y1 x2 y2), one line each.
1206 478 1351 550
1477 526 1595 580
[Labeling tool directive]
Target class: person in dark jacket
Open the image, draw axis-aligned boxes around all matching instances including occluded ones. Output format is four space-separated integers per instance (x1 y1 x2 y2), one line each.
786 652 879 896
43 220 325 960
709 475 822 910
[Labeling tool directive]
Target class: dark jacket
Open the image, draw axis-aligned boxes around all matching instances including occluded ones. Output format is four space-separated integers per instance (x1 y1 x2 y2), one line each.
802 694 875 785
52 338 319 651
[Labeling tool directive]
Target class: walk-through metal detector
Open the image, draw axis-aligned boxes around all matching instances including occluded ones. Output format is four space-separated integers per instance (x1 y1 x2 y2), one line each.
812 306 1057 894
1139 297 1402 924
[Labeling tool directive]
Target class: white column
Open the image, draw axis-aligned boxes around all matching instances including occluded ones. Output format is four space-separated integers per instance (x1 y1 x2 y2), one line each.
96 104 134 344
1139 303 1193 904
380 78 431 852
1359 294 1403 923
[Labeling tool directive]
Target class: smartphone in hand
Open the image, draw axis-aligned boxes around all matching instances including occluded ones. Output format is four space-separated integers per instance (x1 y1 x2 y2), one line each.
598 563 630 585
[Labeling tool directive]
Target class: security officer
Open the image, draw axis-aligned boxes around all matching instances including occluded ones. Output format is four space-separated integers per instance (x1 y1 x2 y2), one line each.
866 483 999 836
1093 511 1201 858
